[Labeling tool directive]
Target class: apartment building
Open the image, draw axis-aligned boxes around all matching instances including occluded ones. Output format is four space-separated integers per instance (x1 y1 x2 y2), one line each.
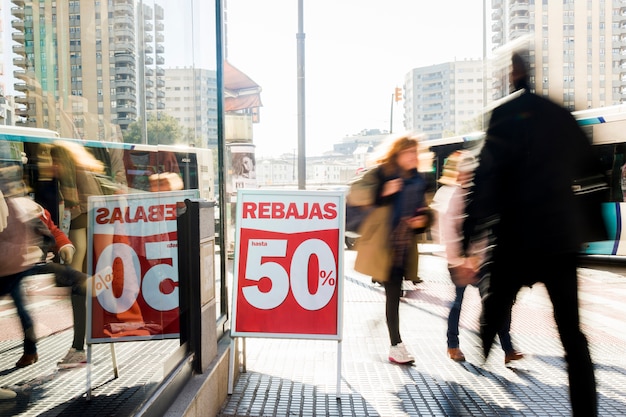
164 67 218 148
491 0 626 109
403 59 487 140
8 0 171 141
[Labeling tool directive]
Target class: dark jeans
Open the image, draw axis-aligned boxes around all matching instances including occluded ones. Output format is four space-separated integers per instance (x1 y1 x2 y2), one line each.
1 262 87 353
482 252 597 417
32 262 87 350
447 272 513 352
1 270 37 354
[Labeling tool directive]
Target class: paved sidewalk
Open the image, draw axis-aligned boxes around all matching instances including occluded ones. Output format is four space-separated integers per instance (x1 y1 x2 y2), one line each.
218 249 626 417
2 247 626 416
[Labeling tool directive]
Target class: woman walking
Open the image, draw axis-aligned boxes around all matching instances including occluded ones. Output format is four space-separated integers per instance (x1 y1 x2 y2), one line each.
349 133 430 364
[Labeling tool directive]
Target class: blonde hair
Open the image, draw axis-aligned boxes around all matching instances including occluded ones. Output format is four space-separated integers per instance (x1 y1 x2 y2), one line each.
53 140 105 173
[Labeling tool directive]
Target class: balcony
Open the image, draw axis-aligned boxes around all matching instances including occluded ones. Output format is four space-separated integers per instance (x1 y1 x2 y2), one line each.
11 0 25 6
13 56 26 67
116 78 136 89
114 52 135 65
12 45 25 56
12 32 25 43
14 95 30 105
14 82 31 92
15 107 35 117
155 4 165 20
114 28 135 39
11 7 24 19
11 19 24 31
115 66 135 76
114 2 133 14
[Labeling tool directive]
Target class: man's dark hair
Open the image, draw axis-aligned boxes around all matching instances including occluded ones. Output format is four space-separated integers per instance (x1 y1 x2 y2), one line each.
511 51 530 91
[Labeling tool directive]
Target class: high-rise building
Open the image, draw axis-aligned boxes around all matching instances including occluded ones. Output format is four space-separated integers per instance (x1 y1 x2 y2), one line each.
403 59 487 140
164 67 218 148
490 0 626 110
142 3 166 117
10 0 138 140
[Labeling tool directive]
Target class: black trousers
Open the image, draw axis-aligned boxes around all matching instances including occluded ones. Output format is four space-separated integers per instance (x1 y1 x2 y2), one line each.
481 252 597 417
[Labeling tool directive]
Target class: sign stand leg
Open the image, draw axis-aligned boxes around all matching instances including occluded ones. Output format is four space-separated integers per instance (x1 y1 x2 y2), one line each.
241 337 246 373
86 344 92 401
336 340 342 399
110 343 119 378
228 337 236 394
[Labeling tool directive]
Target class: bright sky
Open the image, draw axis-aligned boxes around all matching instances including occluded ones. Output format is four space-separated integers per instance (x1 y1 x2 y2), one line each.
226 0 486 157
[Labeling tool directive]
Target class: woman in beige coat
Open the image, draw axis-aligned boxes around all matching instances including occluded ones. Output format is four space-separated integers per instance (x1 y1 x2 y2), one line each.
349 134 430 364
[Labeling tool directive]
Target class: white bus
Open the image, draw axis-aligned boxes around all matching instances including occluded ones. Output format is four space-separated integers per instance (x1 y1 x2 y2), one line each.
423 104 626 257
0 125 215 227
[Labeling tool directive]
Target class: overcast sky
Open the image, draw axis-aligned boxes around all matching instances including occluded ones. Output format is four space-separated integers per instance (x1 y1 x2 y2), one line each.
225 0 487 157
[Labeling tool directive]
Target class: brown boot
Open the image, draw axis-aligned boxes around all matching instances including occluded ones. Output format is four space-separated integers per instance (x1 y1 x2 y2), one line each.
504 350 524 364
16 353 38 368
447 348 465 362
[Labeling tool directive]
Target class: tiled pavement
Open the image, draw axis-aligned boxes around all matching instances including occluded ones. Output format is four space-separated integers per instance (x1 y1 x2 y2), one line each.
218 249 626 417
2 247 626 416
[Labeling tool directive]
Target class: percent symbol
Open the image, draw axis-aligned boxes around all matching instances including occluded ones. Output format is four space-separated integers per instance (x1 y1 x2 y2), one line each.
95 272 113 291
319 270 336 286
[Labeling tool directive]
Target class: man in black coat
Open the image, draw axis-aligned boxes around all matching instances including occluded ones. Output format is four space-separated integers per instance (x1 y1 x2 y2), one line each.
464 51 600 416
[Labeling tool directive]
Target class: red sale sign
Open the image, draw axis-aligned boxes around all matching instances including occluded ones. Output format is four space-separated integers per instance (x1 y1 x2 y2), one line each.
87 190 198 343
231 189 345 340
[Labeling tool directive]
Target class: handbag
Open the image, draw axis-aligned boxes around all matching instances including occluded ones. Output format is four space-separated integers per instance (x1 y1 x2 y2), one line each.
345 204 374 233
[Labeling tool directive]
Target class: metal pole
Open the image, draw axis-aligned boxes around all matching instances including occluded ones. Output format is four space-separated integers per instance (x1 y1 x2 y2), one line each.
482 0 488 130
297 0 306 189
390 94 394 133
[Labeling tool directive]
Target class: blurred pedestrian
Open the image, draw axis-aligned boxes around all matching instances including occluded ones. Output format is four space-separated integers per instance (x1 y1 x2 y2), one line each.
51 141 106 273
433 150 523 363
0 192 51 367
464 51 601 416
349 133 430 364
37 207 88 368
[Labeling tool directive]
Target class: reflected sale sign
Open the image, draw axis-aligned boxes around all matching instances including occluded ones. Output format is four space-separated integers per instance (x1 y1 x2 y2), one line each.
231 189 344 340
87 190 197 343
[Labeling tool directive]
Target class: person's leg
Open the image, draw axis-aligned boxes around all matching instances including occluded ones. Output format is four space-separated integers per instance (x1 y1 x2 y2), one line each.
69 227 87 273
8 273 38 367
71 293 86 350
37 262 88 364
383 270 403 346
479 259 520 359
384 268 414 364
446 284 466 349
543 253 597 417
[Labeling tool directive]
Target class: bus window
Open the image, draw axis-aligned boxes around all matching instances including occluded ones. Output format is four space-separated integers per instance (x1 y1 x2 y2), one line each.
0 126 215 226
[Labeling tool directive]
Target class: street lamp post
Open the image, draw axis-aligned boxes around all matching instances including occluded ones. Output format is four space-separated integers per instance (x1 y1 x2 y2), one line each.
297 0 306 189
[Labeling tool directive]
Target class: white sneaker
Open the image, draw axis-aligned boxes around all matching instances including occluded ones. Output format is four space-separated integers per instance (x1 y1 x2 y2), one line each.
0 388 17 400
389 343 415 364
57 348 87 369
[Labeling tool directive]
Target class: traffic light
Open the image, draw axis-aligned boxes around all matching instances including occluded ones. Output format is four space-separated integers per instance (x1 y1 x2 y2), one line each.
394 87 402 102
